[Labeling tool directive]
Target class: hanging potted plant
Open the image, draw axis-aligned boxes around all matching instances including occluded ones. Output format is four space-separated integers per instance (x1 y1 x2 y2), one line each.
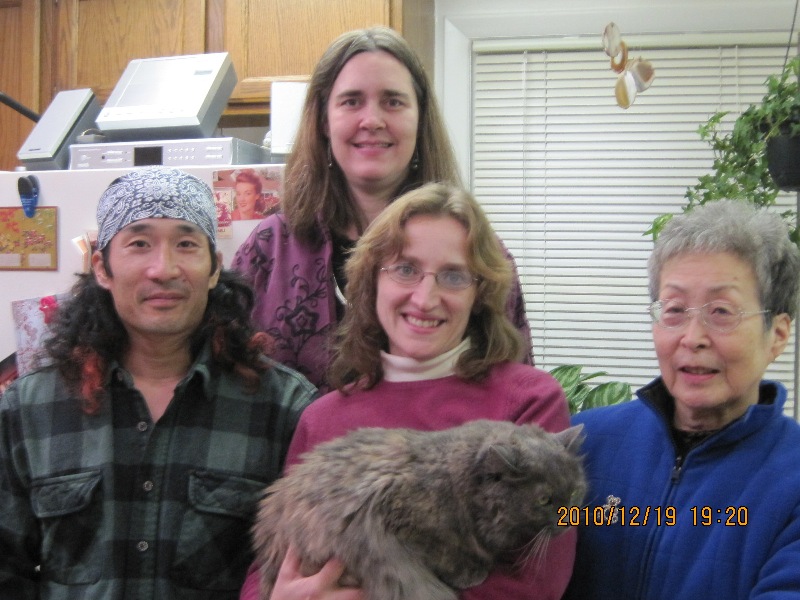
647 54 800 245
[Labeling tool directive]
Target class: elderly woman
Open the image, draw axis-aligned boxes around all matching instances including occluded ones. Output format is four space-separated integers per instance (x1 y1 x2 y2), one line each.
240 182 574 600
565 200 800 599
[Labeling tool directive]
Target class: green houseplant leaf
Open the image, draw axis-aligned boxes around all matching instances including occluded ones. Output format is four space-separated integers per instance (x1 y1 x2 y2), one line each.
550 364 632 414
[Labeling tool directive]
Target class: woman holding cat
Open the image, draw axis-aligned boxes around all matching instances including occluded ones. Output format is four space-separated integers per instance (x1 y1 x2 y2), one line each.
242 182 575 600
231 27 533 393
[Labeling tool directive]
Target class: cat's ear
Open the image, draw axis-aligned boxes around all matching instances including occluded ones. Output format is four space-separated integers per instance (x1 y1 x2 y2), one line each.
476 441 523 478
554 424 584 453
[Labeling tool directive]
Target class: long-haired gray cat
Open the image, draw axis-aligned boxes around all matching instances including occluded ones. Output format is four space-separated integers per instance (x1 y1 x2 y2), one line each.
252 419 585 600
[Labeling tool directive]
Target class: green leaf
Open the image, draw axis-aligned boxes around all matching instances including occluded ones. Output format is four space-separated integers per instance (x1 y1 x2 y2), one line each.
550 365 632 415
549 365 583 393
644 213 674 240
582 381 633 411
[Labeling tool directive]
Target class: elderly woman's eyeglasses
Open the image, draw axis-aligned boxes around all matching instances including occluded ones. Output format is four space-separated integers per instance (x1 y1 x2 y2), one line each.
381 263 478 291
649 300 770 333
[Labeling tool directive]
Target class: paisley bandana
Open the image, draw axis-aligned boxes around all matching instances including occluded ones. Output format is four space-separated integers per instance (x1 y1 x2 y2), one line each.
96 166 217 250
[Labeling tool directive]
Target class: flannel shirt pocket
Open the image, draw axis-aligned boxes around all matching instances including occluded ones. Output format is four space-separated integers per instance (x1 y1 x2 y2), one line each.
171 470 265 591
30 470 103 584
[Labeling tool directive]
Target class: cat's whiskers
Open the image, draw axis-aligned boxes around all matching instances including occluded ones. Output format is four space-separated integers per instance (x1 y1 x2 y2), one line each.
514 499 589 573
515 529 552 572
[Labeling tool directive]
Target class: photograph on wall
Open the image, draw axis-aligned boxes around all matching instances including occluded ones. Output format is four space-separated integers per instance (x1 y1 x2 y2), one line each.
0 206 58 271
212 167 283 227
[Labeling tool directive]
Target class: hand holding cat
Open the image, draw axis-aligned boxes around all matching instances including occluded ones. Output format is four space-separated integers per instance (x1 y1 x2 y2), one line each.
270 545 365 600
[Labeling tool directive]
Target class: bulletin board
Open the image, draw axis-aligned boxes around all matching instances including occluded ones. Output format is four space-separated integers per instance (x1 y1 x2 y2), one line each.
0 206 58 271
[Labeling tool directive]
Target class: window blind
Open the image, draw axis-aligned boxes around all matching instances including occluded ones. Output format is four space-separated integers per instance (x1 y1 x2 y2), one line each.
472 39 798 416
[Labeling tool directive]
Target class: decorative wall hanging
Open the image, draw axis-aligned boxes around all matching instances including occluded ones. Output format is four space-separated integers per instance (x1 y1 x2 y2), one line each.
602 22 655 109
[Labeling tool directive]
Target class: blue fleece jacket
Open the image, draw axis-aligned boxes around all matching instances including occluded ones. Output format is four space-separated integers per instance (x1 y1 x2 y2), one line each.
565 377 800 600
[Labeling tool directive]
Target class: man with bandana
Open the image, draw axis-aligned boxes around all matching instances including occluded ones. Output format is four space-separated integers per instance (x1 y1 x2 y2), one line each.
0 167 317 599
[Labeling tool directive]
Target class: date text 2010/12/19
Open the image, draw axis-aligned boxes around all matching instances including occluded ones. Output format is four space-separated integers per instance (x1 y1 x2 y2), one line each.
557 505 750 527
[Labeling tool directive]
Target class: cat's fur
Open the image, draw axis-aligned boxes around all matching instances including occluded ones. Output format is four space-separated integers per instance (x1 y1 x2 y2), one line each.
252 419 586 600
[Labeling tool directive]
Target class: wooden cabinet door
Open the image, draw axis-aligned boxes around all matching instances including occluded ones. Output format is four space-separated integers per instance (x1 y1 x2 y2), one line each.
0 0 39 171
212 0 433 118
39 0 206 107
223 0 390 79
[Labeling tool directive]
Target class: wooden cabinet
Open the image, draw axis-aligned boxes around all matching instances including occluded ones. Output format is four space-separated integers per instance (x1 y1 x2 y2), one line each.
39 0 206 108
210 0 433 119
0 0 40 173
0 0 433 170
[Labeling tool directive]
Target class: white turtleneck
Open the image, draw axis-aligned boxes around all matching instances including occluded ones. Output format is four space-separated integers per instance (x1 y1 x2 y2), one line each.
380 338 471 382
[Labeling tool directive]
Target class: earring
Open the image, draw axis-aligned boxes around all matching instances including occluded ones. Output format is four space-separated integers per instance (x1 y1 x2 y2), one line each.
410 149 419 171
327 143 333 169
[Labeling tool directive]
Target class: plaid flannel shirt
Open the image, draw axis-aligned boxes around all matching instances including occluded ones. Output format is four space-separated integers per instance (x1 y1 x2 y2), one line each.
0 344 317 600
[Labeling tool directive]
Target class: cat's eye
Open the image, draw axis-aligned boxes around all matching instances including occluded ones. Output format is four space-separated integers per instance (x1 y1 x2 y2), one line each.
535 494 551 506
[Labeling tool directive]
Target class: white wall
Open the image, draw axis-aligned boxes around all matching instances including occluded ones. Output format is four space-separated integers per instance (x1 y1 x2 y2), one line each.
434 0 798 180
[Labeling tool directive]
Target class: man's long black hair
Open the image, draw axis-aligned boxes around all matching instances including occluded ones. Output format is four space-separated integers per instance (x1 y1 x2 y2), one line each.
44 249 270 414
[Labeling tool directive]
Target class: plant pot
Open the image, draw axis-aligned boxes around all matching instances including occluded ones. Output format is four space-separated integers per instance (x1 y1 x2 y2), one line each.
767 134 800 191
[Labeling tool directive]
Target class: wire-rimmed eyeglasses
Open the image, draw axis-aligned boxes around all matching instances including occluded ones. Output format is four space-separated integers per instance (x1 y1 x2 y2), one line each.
649 299 770 333
381 263 478 291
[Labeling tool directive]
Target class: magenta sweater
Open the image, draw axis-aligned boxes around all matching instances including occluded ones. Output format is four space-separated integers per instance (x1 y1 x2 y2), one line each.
240 361 574 600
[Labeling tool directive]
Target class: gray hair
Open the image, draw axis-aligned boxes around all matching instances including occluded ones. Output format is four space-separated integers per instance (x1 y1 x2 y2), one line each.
648 200 800 320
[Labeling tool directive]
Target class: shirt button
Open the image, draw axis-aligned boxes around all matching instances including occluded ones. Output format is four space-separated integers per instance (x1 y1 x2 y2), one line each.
137 421 148 432
142 481 154 492
137 541 149 552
